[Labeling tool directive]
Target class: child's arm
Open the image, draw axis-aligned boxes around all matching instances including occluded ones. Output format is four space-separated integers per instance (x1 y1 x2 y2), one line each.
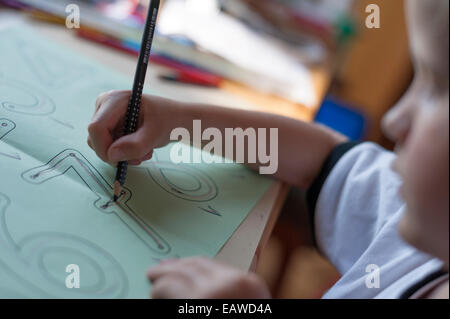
87 90 347 298
88 91 347 188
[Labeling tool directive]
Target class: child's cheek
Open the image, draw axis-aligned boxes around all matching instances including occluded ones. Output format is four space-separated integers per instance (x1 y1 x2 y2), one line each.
399 106 449 248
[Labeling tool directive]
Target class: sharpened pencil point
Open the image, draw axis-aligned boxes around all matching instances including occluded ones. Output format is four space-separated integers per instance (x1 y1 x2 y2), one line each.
113 181 122 202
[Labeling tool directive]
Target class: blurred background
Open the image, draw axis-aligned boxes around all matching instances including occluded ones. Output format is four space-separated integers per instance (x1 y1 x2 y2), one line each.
0 0 413 298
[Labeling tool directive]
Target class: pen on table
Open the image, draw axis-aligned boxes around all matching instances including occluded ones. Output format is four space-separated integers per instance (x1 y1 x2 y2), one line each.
159 71 222 88
113 0 160 202
76 29 224 88
76 28 139 56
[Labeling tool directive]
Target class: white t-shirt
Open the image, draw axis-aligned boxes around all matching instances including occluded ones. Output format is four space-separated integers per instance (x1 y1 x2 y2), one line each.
307 142 447 298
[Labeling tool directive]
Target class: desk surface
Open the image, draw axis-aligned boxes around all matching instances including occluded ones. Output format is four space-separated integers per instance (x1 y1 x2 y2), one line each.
0 8 329 271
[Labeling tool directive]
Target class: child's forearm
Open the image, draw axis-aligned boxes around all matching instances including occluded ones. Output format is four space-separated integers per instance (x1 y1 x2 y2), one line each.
170 101 347 188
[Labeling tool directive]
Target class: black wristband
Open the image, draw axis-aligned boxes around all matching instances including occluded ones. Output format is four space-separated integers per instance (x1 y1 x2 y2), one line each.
306 141 363 246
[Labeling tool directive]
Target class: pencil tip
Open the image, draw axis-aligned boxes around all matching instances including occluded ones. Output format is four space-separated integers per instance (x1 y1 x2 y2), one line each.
113 180 122 202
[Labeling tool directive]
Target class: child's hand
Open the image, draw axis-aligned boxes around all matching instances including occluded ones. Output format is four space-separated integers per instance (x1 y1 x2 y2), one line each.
147 257 271 299
87 90 180 166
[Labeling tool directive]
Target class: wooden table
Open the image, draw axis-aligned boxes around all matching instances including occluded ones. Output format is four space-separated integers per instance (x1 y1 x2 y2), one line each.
0 8 330 272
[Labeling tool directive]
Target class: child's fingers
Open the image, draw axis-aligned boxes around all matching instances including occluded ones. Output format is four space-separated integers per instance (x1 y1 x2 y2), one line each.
146 257 209 283
88 93 129 162
107 125 155 163
128 159 143 166
142 150 154 161
128 150 154 166
150 274 187 299
88 121 113 163
87 136 93 149
147 260 182 282
93 90 130 118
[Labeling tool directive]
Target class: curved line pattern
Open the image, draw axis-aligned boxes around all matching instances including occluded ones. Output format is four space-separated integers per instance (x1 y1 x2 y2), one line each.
0 192 128 298
21 149 171 255
0 74 55 116
18 40 93 89
146 161 218 202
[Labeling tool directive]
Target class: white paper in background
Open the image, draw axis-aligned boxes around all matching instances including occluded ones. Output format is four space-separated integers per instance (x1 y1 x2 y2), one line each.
286 0 354 25
158 0 317 107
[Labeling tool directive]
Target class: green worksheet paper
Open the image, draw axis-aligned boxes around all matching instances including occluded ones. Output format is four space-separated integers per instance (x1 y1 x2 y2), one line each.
0 26 273 298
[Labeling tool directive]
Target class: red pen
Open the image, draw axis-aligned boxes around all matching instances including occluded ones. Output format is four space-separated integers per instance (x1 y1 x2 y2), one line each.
159 71 222 87
77 28 223 87
77 28 139 56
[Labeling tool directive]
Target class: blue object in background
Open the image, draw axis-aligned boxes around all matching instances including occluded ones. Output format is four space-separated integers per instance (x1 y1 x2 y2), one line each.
315 96 367 141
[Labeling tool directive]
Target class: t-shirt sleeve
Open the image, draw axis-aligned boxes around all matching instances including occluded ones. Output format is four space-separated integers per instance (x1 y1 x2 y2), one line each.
306 142 405 274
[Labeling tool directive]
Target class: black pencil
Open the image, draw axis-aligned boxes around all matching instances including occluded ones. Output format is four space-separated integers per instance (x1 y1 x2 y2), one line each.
113 0 160 202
